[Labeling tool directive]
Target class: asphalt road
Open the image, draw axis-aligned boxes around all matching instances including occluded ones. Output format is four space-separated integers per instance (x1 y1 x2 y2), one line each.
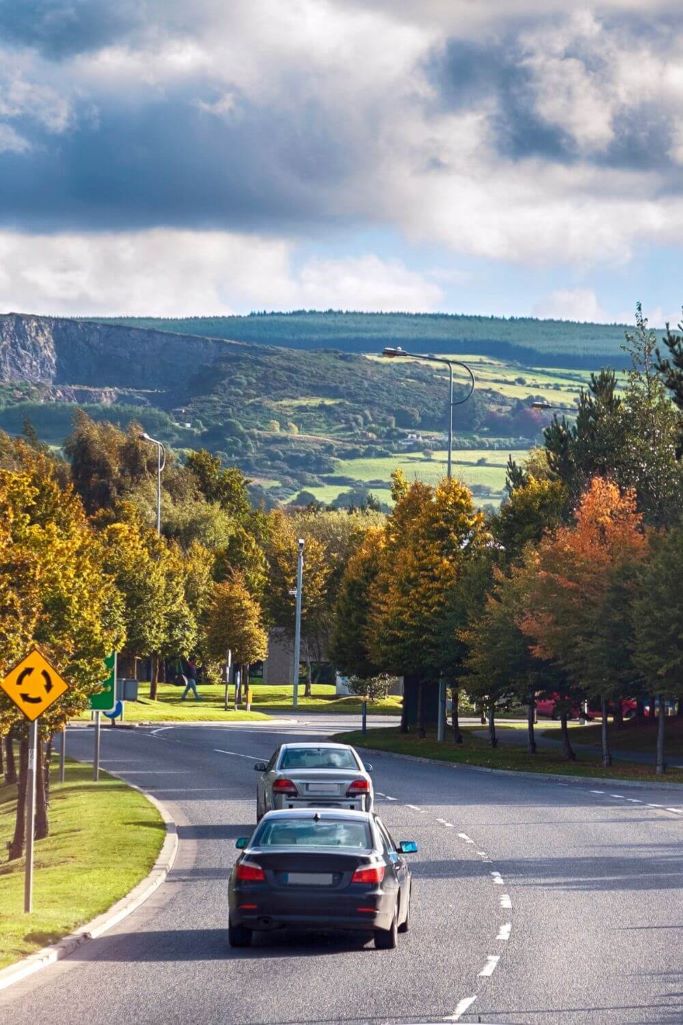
1 715 682 1025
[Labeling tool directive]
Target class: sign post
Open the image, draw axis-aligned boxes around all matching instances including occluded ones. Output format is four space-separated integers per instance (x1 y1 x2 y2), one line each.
59 724 66 783
90 653 116 781
0 647 69 914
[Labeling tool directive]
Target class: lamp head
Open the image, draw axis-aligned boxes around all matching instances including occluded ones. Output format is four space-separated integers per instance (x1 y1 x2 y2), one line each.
531 401 551 410
382 346 404 358
298 538 305 549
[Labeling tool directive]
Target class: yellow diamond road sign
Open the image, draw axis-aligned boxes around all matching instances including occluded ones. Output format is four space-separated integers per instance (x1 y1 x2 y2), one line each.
0 648 69 721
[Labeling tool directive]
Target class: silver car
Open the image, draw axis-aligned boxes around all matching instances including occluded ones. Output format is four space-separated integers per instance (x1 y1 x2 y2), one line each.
254 742 374 820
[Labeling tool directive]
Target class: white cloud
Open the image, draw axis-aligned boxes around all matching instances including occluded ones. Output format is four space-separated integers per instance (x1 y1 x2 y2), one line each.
0 229 444 316
533 288 610 322
0 123 31 153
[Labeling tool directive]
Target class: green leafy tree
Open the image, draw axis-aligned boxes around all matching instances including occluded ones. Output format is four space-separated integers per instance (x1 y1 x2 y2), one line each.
632 527 683 773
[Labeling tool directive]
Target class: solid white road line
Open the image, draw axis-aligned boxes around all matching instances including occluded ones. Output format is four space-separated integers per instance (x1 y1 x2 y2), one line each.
479 955 500 977
150 727 174 735
213 749 259 759
446 996 477 1021
496 922 512 941
500 894 512 909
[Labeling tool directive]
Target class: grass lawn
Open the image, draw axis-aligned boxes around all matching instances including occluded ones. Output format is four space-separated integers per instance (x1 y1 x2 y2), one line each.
76 683 401 722
0 760 165 969
542 716 683 757
333 727 683 784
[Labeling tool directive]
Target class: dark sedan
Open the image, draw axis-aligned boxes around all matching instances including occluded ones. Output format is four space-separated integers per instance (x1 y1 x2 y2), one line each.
228 809 417 949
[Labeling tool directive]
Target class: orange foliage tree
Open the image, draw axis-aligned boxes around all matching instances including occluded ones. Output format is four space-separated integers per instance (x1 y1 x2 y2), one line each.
520 477 648 766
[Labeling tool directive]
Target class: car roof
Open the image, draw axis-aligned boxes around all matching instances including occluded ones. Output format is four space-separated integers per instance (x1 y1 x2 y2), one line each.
279 742 354 750
258 808 374 822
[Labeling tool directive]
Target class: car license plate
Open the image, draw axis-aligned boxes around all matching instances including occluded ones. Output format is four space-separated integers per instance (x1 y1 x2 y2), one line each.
286 872 334 886
307 783 338 794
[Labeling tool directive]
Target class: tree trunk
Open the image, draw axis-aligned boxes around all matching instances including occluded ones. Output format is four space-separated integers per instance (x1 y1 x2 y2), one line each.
4 735 17 784
527 695 537 754
304 658 312 698
35 734 49 840
400 694 409 733
0 736 3 777
676 697 682 717
613 703 624 729
416 682 425 739
635 699 646 721
149 654 159 700
450 686 463 744
600 696 612 767
559 712 576 761
8 737 29 861
479 703 486 725
655 693 666 775
487 704 497 748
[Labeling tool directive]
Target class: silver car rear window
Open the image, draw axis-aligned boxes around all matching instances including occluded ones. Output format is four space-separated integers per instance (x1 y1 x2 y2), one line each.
254 820 371 848
279 747 358 770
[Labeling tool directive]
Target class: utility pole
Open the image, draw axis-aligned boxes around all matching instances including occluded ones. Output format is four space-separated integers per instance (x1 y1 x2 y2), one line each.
292 538 304 709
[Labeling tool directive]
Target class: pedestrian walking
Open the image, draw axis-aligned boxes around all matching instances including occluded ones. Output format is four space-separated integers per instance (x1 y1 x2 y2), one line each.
180 657 201 701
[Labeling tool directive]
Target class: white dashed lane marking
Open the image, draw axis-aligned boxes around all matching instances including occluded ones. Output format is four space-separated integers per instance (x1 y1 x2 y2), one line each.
458 832 474 843
490 871 504 885
479 955 500 977
446 996 477 1021
500 894 512 909
436 818 454 827
496 922 512 941
406 804 424 812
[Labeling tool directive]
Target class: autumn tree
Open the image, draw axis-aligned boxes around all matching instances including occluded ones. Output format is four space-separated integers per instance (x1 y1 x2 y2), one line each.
329 525 385 680
203 574 268 692
367 474 487 735
521 477 648 766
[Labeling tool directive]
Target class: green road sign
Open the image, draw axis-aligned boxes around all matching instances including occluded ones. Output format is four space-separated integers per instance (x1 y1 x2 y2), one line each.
90 652 116 711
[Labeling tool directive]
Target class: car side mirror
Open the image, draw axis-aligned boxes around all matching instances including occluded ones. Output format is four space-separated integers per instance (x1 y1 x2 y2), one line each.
399 840 418 854
254 762 267 772
365 763 374 773
235 837 250 849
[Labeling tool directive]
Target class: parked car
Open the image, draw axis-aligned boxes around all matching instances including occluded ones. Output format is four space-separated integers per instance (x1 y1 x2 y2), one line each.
254 742 374 820
228 808 417 948
535 694 637 720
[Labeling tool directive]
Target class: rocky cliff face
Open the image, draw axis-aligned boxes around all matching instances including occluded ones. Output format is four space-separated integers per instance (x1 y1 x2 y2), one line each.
0 313 236 396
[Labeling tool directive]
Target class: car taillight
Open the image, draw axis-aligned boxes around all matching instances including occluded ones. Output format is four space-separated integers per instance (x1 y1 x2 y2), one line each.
272 778 298 796
236 861 265 882
352 864 385 884
347 778 369 794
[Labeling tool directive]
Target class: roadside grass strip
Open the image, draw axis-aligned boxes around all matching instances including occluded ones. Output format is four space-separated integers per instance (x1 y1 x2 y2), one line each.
332 727 683 784
0 760 165 969
77 683 401 722
541 716 683 757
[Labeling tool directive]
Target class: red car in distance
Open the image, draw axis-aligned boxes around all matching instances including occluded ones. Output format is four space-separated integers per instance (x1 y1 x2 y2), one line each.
535 695 637 720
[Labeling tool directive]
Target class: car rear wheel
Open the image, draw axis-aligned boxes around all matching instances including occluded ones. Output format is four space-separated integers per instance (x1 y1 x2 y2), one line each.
228 919 253 948
374 905 398 949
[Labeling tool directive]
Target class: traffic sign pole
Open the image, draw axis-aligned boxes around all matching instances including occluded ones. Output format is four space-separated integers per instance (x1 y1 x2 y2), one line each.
59 724 66 783
25 719 38 914
93 711 101 782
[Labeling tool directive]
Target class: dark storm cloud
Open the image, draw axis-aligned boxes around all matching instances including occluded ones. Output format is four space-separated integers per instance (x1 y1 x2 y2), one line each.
428 22 683 172
0 89 365 232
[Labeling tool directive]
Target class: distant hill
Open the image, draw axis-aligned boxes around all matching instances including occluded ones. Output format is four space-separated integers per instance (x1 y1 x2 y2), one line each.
96 310 633 368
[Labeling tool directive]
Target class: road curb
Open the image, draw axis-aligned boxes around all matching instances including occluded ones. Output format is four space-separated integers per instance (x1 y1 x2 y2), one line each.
0 775 178 993
353 746 683 790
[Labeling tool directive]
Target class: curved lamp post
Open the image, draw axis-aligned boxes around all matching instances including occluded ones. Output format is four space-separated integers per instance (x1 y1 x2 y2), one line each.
139 431 166 534
382 347 475 479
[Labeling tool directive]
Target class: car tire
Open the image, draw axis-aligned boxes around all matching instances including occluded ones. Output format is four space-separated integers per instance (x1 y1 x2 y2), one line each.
398 886 411 934
228 919 253 948
374 905 398 950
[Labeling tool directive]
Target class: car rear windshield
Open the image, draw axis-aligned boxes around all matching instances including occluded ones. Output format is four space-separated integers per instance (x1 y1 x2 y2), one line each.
254 820 371 848
279 747 359 770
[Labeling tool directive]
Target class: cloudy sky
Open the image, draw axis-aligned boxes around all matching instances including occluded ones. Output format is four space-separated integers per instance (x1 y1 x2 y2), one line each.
1 0 683 322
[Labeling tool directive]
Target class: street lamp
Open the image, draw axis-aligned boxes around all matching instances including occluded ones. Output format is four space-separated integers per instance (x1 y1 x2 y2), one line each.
382 347 475 479
291 538 305 709
139 432 166 534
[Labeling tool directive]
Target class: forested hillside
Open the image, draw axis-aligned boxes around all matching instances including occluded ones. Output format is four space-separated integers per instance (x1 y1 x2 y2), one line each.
97 311 632 368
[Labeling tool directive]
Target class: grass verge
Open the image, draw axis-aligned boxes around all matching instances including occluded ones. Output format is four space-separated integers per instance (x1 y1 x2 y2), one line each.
0 760 165 970
333 727 683 784
79 683 402 722
541 716 683 756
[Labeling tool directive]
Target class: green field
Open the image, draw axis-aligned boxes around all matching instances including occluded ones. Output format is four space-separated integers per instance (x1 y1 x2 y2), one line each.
297 447 531 507
0 761 165 969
